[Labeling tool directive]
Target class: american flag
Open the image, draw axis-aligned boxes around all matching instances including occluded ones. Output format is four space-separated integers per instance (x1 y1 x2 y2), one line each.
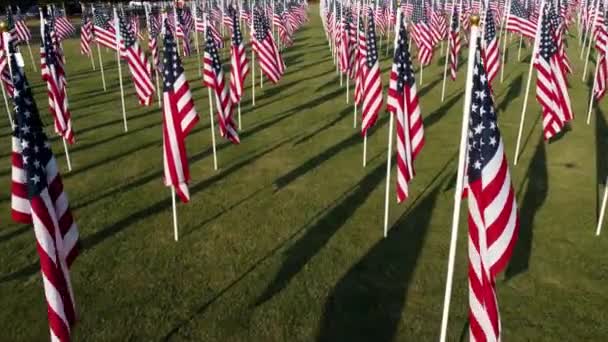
548 1 572 74
449 5 461 81
229 7 249 105
93 8 117 50
161 23 199 202
80 14 93 57
41 19 74 144
411 0 435 66
361 8 382 136
54 9 76 41
483 7 500 86
594 10 608 100
354 11 367 107
535 6 573 140
387 14 425 203
176 7 192 56
15 7 32 42
208 21 225 49
506 0 538 39
148 12 160 72
204 26 240 144
252 9 285 84
339 10 354 76
467 39 519 342
118 15 154 107
0 33 15 96
10 53 80 342
375 5 387 37
430 5 447 44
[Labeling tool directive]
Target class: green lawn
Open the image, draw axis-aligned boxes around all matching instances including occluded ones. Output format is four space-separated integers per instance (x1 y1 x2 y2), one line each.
1 6 608 340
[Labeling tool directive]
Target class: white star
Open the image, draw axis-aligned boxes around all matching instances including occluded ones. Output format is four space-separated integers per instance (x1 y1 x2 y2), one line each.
22 156 29 165
21 140 29 149
474 160 481 169
21 125 30 133
489 137 497 146
474 123 484 135
31 174 40 184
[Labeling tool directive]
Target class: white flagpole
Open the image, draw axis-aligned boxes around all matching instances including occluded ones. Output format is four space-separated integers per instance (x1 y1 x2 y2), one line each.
114 7 128 132
39 9 72 171
25 41 37 72
92 5 107 91
171 187 179 241
440 3 454 102
194 1 202 76
1 26 12 127
362 132 367 167
205 22 219 171
353 1 361 127
383 8 402 238
438 14 479 342
582 0 605 81
499 0 511 83
513 0 545 166
587 61 600 124
596 175 608 236
0 79 12 127
250 9 256 106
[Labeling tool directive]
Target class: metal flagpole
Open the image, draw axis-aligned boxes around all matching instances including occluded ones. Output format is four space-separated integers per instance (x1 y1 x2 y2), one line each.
205 20 219 170
40 8 72 171
92 5 107 91
383 7 402 238
596 175 608 235
513 0 546 166
171 187 179 241
586 61 600 124
438 14 480 342
114 7 128 132
440 0 455 102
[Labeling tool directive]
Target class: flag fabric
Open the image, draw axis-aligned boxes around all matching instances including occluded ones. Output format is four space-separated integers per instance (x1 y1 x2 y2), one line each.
387 14 425 203
55 10 76 41
0 36 15 96
361 9 382 136
204 27 240 144
506 0 537 39
176 7 192 56
535 6 573 140
449 5 462 80
594 10 608 100
339 10 354 75
483 7 500 86
80 15 93 56
411 0 435 66
208 22 225 49
467 38 519 342
229 8 249 104
93 9 117 50
161 23 199 203
354 12 367 106
430 6 447 44
41 19 74 144
15 8 32 42
118 15 155 106
252 10 285 84
148 16 160 72
10 52 80 342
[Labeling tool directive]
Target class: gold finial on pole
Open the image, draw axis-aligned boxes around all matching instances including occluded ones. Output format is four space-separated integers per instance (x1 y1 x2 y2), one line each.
0 21 8 33
470 15 480 27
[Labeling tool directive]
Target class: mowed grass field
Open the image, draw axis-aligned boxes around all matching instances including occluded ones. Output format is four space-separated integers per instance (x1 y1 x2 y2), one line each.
1 6 608 340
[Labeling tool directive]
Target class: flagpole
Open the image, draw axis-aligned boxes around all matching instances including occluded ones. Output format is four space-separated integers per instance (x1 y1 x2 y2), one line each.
39 9 72 171
24 41 37 72
438 14 479 342
250 9 256 106
440 4 454 102
513 0 545 166
362 132 367 167
499 0 511 83
205 22 219 171
81 3 95 71
580 0 599 59
0 79 12 127
114 7 128 132
596 175 608 235
353 2 360 127
582 0 603 82
92 5 107 91
587 61 600 124
194 1 202 77
171 187 179 241
383 8 402 238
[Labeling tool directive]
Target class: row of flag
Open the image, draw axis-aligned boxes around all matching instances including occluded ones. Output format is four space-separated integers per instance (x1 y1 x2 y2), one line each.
4 1 308 341
319 0 582 341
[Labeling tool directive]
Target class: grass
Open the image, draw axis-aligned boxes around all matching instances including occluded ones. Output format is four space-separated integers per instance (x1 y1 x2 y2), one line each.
1 6 608 340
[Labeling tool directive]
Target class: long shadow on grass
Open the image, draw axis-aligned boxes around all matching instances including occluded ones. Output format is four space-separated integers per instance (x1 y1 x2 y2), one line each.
315 176 449 342
497 74 523 112
0 226 29 245
0 136 299 284
595 107 608 219
505 136 547 280
423 92 462 128
69 109 302 210
293 106 352 146
256 154 400 306
274 115 389 190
